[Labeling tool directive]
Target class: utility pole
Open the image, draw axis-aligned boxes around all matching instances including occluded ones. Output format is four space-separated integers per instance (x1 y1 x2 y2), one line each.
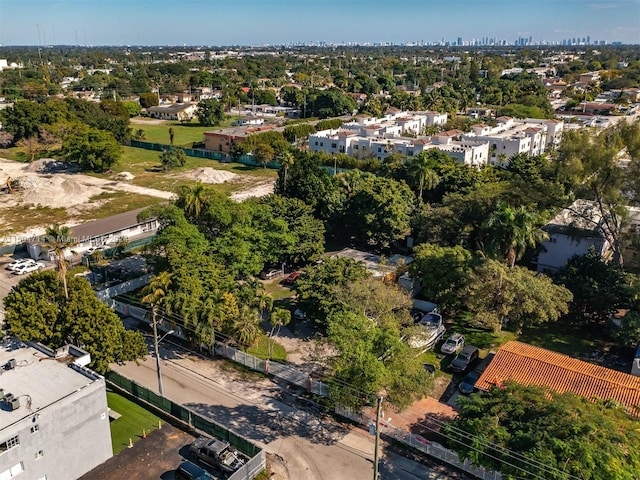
151 307 174 397
373 393 384 480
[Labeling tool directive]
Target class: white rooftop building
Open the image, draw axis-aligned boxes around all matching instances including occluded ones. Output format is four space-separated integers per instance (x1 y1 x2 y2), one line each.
0 341 112 480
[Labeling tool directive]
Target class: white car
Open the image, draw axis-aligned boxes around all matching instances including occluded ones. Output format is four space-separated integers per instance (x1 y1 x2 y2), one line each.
13 262 46 275
6 259 36 271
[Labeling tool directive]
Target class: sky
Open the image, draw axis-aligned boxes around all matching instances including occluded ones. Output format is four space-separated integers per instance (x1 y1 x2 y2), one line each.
0 0 639 46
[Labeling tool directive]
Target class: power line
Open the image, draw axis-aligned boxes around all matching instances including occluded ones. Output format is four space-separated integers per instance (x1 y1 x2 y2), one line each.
115 297 582 480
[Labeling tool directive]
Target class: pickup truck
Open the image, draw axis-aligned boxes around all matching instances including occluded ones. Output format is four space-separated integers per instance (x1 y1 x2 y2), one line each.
189 438 245 474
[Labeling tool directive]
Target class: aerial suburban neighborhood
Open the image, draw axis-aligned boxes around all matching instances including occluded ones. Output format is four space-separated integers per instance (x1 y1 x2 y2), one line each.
0 2 640 479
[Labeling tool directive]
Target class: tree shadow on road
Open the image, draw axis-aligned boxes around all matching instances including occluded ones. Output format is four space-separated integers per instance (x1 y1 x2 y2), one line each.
185 398 347 447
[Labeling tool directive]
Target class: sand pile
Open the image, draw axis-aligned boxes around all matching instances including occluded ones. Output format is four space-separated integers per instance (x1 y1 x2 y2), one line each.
188 167 238 184
19 176 104 208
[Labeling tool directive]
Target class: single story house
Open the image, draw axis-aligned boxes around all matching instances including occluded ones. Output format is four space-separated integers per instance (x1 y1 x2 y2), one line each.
330 248 412 280
28 207 159 261
476 341 640 416
146 102 198 121
536 199 610 273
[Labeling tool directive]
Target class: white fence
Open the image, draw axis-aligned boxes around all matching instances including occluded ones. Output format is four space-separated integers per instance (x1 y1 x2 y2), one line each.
113 299 500 479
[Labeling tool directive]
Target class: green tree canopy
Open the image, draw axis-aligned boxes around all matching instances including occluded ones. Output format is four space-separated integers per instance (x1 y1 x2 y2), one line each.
196 98 225 126
294 257 369 324
3 272 146 373
61 126 121 172
159 147 187 171
557 247 634 324
463 259 572 332
410 243 473 312
445 382 640 480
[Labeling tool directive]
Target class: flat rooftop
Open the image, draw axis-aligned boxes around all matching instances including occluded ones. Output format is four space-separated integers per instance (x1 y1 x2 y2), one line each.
0 340 101 430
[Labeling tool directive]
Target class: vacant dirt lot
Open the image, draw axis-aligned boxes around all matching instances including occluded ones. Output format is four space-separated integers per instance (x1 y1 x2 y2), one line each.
0 157 275 239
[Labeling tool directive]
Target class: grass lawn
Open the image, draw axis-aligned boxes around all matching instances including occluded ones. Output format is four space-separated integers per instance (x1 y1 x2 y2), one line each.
131 117 239 147
247 335 288 362
107 390 162 455
518 323 599 357
262 280 296 301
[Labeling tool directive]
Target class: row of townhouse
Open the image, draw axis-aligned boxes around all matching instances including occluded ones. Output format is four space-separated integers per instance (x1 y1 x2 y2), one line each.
308 111 562 167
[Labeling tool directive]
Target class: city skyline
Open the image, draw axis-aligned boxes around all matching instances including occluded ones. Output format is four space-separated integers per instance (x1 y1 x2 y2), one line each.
0 0 639 47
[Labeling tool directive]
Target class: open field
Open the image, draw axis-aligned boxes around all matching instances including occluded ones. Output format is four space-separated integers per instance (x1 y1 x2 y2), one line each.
0 144 276 237
130 116 239 147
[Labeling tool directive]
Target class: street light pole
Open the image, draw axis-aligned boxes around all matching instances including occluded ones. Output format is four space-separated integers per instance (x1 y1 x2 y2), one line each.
373 393 384 480
151 309 174 397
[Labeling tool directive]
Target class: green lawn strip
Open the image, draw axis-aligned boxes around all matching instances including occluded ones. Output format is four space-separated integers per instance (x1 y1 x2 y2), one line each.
517 323 599 357
107 390 163 455
247 335 287 362
262 281 296 301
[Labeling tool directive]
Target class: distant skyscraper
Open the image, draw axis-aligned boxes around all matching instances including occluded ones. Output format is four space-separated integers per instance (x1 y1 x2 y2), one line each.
457 37 462 46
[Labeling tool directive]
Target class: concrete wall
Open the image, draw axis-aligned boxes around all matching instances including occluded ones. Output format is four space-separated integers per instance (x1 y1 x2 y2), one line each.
0 379 112 480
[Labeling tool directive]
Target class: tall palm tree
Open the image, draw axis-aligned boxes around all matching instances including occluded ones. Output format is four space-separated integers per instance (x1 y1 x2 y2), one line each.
43 224 76 299
484 204 548 268
406 152 440 200
141 272 172 396
232 306 261 349
267 307 291 359
141 271 172 319
279 150 295 190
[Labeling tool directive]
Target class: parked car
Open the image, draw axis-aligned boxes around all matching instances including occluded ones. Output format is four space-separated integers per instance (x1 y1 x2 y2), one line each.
175 461 213 480
441 333 465 355
189 437 245 474
293 308 307 320
86 246 105 255
6 258 36 271
13 262 45 275
458 369 482 394
450 345 480 373
260 268 281 280
282 271 302 285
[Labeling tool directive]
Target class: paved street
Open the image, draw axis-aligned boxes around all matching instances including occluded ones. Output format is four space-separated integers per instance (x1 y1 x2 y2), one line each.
113 344 458 480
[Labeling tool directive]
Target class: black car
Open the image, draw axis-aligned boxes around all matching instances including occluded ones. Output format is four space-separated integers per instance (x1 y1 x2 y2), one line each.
458 369 482 394
175 461 213 480
450 345 479 373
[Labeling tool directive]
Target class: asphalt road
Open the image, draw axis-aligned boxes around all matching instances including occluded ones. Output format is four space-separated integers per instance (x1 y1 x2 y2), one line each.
113 344 457 480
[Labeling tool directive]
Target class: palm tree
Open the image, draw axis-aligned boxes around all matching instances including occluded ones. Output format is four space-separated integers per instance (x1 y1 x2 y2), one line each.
253 143 275 169
267 308 291 359
43 224 76 299
141 272 172 395
406 152 440 200
483 204 548 268
178 181 209 220
279 150 295 190
141 271 172 317
232 306 261 349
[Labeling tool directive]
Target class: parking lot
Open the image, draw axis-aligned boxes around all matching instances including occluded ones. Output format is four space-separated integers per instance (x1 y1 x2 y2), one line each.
79 424 230 480
0 254 43 307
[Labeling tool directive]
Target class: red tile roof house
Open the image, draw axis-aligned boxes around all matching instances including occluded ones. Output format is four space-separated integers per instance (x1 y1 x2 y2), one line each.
476 341 640 416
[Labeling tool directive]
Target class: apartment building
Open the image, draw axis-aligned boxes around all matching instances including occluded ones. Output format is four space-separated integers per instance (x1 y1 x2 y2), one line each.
461 116 562 165
308 111 487 167
0 342 112 480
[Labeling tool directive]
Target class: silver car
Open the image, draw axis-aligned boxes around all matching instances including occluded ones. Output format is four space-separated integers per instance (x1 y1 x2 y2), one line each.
441 333 465 355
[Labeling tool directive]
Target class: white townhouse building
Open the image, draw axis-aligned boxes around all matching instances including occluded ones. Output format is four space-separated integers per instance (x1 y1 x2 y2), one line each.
309 125 488 167
308 111 558 168
461 116 563 165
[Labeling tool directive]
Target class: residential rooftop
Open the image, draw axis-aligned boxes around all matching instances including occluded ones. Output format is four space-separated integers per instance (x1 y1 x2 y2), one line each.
476 341 640 416
0 340 102 430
